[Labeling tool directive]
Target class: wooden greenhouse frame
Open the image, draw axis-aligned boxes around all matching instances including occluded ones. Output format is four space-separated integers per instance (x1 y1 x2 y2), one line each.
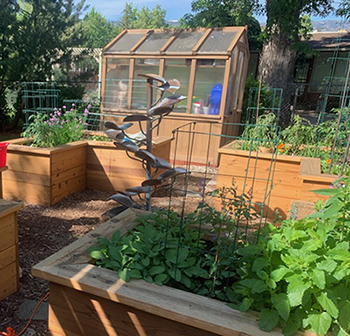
101 27 250 164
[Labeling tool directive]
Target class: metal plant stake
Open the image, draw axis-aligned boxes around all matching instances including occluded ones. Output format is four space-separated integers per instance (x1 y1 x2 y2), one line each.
104 74 187 212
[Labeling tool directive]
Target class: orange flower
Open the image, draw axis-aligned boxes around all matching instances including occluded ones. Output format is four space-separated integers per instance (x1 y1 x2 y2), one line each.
278 143 284 150
326 159 331 164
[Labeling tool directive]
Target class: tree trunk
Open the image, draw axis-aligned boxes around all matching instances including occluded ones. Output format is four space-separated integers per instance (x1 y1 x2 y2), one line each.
258 25 297 127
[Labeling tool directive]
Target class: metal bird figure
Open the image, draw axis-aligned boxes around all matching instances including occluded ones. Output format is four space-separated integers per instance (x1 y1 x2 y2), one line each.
105 121 133 131
105 129 124 141
156 79 181 94
138 73 166 84
149 95 187 115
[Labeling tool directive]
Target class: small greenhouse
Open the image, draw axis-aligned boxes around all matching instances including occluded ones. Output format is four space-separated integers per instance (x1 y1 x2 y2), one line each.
101 27 249 163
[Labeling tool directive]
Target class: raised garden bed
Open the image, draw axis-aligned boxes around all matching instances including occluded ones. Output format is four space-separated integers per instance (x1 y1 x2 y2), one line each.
217 143 336 218
3 136 171 206
0 199 23 300
32 208 287 336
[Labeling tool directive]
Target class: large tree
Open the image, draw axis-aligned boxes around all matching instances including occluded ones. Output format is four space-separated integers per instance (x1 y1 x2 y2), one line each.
181 0 334 125
180 0 262 50
82 8 120 48
119 3 168 30
0 0 87 130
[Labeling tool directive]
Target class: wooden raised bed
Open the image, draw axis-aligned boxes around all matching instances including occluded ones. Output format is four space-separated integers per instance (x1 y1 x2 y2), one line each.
3 136 171 206
3 139 87 206
217 144 336 219
32 209 287 336
86 136 172 192
0 199 23 300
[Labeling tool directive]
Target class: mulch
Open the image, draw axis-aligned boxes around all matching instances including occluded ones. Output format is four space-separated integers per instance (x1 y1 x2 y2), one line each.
0 190 115 335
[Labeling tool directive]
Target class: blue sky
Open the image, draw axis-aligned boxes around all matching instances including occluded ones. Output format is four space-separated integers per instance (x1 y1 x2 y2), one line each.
82 0 341 23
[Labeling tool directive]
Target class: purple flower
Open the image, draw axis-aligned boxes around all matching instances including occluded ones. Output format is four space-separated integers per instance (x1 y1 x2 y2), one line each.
87 104 92 109
62 105 66 109
72 103 75 107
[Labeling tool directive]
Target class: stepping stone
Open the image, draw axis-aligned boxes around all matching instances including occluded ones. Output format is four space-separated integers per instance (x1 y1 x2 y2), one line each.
16 300 48 321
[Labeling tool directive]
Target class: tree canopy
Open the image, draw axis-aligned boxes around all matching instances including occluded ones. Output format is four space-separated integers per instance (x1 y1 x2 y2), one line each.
119 3 168 30
82 8 120 48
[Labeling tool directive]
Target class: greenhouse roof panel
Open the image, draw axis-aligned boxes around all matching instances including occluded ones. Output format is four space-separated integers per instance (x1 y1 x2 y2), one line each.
135 31 176 53
106 32 146 53
198 30 239 53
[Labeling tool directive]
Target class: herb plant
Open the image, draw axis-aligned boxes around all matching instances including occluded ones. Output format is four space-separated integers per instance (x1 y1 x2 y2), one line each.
231 175 350 335
22 104 89 147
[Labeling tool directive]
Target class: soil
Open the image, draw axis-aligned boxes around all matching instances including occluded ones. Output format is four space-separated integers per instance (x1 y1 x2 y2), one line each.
0 190 116 335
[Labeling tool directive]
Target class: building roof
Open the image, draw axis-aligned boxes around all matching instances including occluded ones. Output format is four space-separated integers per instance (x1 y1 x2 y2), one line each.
103 27 247 56
306 31 350 50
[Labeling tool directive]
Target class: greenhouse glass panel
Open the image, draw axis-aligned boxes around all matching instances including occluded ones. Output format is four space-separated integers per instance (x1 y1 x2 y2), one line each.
192 59 226 115
163 59 191 113
136 31 176 53
166 30 204 53
131 59 160 110
104 58 130 109
198 30 238 53
105 32 145 53
231 51 245 110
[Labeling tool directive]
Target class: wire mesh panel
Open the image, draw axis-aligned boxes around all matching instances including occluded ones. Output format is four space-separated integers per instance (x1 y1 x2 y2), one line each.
145 122 279 299
245 87 282 124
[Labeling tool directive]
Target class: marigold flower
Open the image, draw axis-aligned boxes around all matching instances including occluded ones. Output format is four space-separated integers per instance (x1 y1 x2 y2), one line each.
326 159 331 164
278 143 284 150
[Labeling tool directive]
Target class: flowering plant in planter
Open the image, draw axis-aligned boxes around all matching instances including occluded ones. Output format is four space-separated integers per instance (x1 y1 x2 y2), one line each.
22 104 90 147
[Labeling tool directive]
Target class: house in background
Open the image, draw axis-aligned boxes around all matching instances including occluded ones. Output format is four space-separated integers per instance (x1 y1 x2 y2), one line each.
248 31 350 112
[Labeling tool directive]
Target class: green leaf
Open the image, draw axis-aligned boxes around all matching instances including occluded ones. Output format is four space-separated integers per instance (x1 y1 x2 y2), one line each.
177 248 189 263
339 302 350 331
304 312 331 336
317 292 339 318
283 318 301 336
271 266 289 282
149 266 165 276
90 250 104 260
252 257 269 273
111 230 121 243
312 188 340 196
108 246 122 263
259 309 279 331
239 298 254 312
337 327 349 336
129 269 142 279
180 274 192 288
118 268 130 282
251 280 268 294
165 249 178 263
317 259 337 273
154 273 168 285
287 276 310 307
311 269 326 290
169 268 181 282
141 257 150 267
271 293 290 321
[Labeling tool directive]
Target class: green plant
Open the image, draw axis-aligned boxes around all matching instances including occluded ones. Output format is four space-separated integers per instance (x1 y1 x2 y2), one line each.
238 113 279 151
231 175 350 335
281 115 316 155
22 104 89 147
89 184 260 301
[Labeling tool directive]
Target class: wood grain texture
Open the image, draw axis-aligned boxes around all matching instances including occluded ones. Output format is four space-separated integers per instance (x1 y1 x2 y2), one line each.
0 262 18 301
33 209 283 336
217 144 336 219
48 283 223 336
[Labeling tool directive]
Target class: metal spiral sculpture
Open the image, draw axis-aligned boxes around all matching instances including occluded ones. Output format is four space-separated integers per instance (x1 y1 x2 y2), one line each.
104 74 187 212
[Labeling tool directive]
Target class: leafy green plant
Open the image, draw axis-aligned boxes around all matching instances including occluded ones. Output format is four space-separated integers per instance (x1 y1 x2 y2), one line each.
238 113 279 151
22 104 89 147
231 175 350 335
89 184 260 301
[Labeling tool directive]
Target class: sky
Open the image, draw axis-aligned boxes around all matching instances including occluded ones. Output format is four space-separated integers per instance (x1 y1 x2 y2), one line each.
82 0 342 23
83 0 193 22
